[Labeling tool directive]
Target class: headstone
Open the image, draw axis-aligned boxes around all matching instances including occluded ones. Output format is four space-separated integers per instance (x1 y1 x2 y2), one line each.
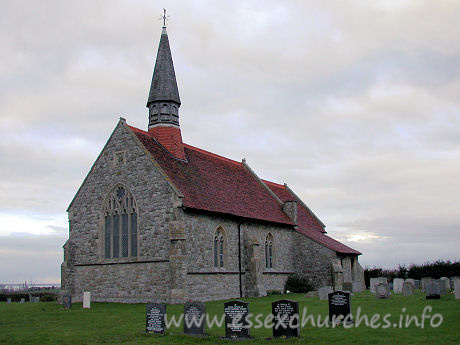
402 282 414 296
450 276 460 291
439 277 450 294
370 277 387 293
32 297 40 303
7 298 11 304
328 291 352 325
352 281 365 293
421 277 432 291
63 295 72 309
29 294 32 302
342 282 353 292
83 292 91 309
425 282 441 299
454 279 460 300
393 278 404 294
405 279 415 288
184 301 205 335
414 280 421 290
388 282 393 291
20 298 25 303
272 300 300 338
146 303 166 334
319 286 333 300
224 300 250 339
375 283 390 299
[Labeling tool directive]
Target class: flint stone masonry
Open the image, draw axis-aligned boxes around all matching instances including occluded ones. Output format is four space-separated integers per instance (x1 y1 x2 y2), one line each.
393 278 404 294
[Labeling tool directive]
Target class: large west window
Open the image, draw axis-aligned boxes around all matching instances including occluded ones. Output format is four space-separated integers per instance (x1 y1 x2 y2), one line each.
104 185 138 259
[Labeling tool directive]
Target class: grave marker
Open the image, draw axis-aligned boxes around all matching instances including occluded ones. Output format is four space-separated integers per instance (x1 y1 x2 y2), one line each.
146 303 166 334
421 277 432 291
7 298 11 304
20 298 25 304
184 301 205 335
83 292 91 309
393 278 404 294
402 282 414 296
328 291 352 325
63 295 72 309
439 278 448 295
375 283 390 299
272 300 300 338
425 282 440 299
454 279 460 300
370 277 387 293
224 300 250 339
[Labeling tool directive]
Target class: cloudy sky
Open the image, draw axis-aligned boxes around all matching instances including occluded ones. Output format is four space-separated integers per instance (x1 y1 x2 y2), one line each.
1 0 459 284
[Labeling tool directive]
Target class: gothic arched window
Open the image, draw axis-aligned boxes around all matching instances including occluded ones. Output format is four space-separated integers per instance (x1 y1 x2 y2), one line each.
265 233 274 268
104 185 138 259
213 227 226 268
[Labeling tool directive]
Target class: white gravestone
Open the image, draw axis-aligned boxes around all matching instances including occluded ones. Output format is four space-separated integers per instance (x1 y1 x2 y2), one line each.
440 277 450 293
83 292 91 309
454 279 460 300
393 278 404 294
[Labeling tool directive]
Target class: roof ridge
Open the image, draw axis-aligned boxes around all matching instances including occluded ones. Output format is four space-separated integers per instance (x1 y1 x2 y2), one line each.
183 143 242 166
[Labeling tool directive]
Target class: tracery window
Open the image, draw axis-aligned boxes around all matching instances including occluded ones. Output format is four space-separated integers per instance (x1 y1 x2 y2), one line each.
104 185 138 259
265 233 274 268
213 227 226 268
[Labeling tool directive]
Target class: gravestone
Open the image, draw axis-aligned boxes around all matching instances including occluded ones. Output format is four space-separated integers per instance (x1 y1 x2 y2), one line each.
402 282 414 296
439 277 449 294
342 282 353 292
20 298 25 303
421 277 432 291
224 300 250 339
454 279 460 300
370 277 387 293
63 295 72 309
425 282 440 299
405 279 415 288
7 298 11 304
184 301 205 335
272 300 300 338
319 286 333 300
83 292 91 309
375 283 390 299
450 276 460 291
414 280 421 290
32 297 40 303
29 293 32 302
146 303 166 334
393 278 404 294
328 291 352 325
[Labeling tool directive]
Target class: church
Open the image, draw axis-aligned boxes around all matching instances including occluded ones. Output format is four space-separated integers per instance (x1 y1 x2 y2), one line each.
61 24 365 303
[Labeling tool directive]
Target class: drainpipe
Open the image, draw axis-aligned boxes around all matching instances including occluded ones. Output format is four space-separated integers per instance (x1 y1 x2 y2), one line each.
238 223 243 298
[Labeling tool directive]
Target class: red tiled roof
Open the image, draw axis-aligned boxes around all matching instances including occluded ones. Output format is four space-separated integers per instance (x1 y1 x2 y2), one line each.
263 180 361 255
129 125 294 226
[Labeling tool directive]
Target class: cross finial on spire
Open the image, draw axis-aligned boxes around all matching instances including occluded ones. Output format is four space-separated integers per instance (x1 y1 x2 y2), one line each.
160 8 169 27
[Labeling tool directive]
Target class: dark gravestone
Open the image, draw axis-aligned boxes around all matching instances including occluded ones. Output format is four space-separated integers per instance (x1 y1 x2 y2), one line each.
62 295 72 309
328 291 352 325
272 300 300 338
426 282 441 300
146 303 166 334
184 301 205 335
224 300 250 339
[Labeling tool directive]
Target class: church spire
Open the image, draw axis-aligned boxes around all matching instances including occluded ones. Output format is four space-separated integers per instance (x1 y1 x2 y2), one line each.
147 17 186 160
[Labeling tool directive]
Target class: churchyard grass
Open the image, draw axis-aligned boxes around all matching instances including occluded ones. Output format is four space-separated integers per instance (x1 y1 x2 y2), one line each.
0 291 459 344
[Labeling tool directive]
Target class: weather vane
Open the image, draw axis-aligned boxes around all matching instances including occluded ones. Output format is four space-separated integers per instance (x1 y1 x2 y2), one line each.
160 8 170 27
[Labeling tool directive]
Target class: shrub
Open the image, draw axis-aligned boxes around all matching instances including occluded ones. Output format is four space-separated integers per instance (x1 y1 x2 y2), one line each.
284 274 313 293
266 290 282 296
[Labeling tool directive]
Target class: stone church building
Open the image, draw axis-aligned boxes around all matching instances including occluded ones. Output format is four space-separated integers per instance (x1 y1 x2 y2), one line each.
62 25 365 303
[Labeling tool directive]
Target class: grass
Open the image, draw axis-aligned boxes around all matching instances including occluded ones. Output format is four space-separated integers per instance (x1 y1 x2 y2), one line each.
0 291 459 344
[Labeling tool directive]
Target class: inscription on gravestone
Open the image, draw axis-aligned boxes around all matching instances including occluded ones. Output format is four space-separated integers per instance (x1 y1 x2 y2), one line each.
184 301 205 335
224 300 250 339
272 300 300 338
146 303 166 334
328 291 352 325
63 295 72 309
